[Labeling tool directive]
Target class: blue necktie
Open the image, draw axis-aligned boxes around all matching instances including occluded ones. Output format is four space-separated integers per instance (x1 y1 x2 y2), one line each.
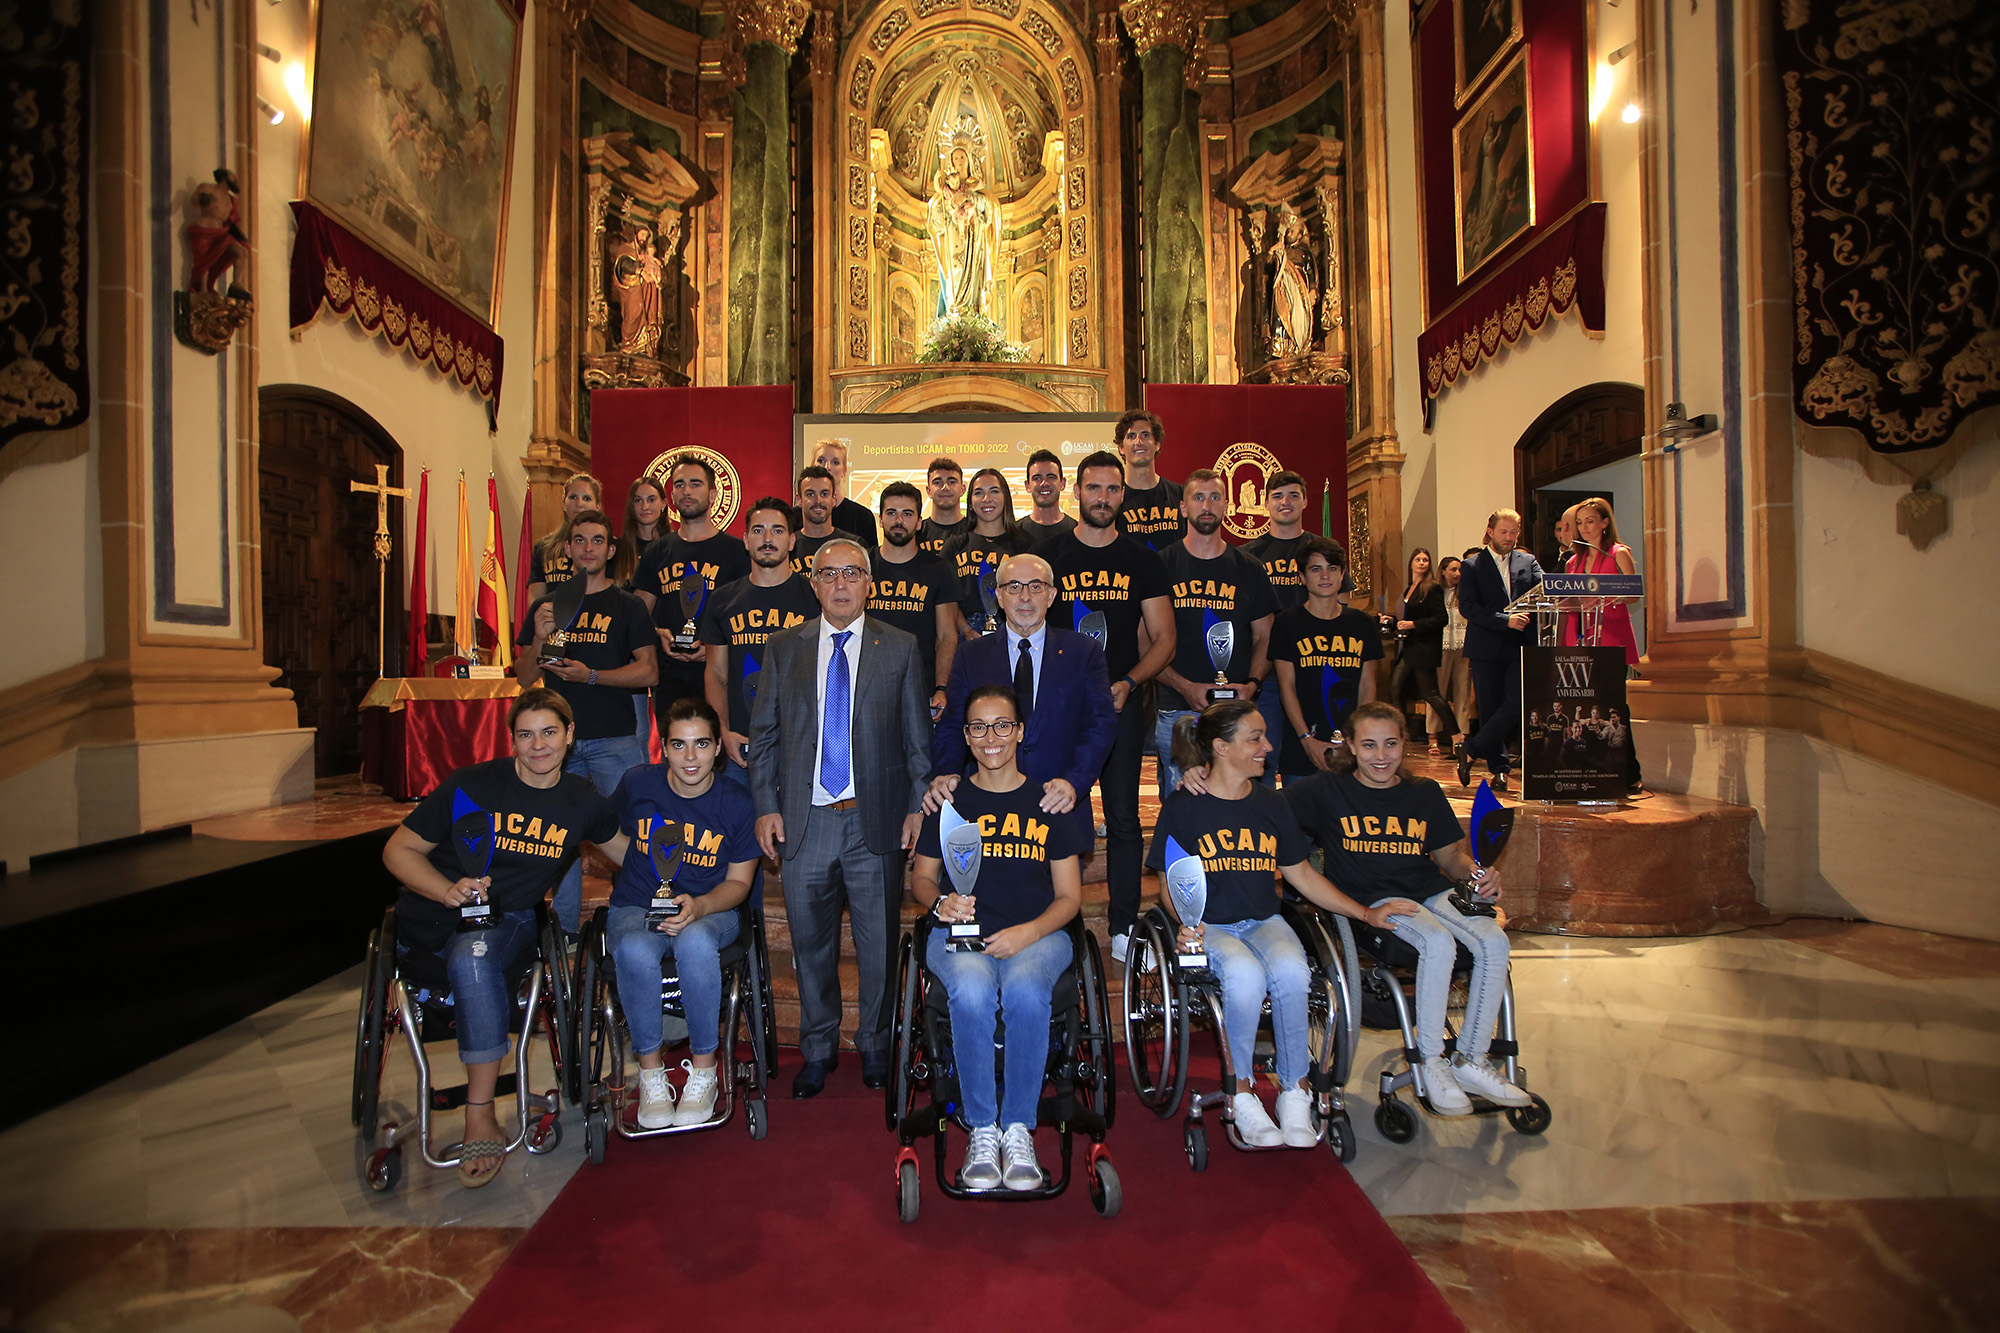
821 630 852 796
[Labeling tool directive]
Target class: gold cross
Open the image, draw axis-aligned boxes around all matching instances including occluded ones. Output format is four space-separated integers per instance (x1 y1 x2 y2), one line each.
350 463 410 540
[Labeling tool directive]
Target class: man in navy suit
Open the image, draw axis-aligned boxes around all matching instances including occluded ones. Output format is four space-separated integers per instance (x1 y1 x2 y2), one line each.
1456 508 1544 791
925 553 1118 848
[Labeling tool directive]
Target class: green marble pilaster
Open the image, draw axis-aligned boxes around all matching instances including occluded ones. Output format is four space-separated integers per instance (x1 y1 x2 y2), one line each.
727 43 792 386
1138 45 1208 384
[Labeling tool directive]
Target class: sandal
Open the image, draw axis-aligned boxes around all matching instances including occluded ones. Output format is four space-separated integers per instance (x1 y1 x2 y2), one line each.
458 1137 507 1189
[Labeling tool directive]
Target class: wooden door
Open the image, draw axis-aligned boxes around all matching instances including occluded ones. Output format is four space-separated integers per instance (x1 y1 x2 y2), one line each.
1514 384 1645 574
258 390 403 777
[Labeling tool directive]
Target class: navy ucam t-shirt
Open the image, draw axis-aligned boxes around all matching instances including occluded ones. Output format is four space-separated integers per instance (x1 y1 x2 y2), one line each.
1146 786 1309 925
607 766 760 910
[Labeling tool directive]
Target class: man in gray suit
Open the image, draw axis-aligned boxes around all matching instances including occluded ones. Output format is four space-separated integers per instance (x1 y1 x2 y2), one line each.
748 537 931 1098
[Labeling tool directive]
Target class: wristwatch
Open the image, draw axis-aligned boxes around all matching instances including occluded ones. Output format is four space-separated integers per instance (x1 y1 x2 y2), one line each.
1119 675 1137 692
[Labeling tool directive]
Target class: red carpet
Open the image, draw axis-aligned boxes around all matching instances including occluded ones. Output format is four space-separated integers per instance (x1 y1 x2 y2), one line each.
457 1054 1462 1331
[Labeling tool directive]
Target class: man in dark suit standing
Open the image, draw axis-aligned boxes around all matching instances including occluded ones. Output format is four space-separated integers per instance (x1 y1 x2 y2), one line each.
1456 507 1544 792
925 553 1118 849
748 538 931 1099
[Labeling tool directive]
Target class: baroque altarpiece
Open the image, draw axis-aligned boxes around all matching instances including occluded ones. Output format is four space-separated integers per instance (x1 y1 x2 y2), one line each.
524 0 1408 588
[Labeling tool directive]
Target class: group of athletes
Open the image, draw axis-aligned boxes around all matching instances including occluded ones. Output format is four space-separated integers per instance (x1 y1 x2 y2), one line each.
381 409 1529 1188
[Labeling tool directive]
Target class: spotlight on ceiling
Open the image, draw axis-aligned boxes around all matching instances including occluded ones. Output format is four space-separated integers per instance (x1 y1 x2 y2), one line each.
257 95 285 126
1650 402 1718 455
1621 101 1642 123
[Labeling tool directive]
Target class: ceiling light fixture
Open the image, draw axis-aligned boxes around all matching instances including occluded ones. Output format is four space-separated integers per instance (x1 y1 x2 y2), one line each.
1621 100 1642 123
256 42 281 62
257 95 285 126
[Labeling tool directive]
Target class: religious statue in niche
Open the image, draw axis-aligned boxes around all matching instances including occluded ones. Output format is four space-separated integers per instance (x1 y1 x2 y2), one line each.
609 224 665 358
926 115 999 321
1019 285 1045 361
174 168 254 355
1262 203 1319 359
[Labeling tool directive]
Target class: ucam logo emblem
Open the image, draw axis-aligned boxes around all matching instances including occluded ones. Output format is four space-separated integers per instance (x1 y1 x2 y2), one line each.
951 845 978 874
1205 620 1232 661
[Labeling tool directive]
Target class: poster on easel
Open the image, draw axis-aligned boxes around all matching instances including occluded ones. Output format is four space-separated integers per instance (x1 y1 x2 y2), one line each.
1520 647 1629 803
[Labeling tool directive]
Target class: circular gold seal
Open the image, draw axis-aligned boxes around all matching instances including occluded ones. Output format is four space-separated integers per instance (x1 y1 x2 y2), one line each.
644 445 741 532
1215 441 1284 540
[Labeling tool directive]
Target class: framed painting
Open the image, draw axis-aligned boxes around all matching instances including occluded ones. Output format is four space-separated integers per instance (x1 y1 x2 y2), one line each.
301 0 524 328
1454 0 1522 106
1453 49 1535 281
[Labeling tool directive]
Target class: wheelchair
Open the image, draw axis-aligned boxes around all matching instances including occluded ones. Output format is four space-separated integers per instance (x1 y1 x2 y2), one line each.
574 899 776 1161
886 916 1120 1222
350 904 572 1192
1351 915 1553 1142
1122 897 1362 1166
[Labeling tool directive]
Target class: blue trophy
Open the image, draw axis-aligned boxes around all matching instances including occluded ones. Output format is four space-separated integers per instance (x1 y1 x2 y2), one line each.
1073 602 1108 646
1162 835 1211 970
938 800 985 952
1453 781 1516 918
644 819 686 927
450 789 496 932
1202 610 1237 702
976 562 1001 634
536 573 588 668
672 575 710 654
1321 670 1356 746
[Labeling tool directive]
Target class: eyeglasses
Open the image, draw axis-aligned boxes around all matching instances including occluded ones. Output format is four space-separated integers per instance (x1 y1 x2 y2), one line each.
811 566 869 585
997 580 1051 596
963 719 1020 739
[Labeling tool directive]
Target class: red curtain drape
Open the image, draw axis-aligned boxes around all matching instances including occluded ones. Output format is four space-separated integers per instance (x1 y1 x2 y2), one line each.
1142 383 1348 545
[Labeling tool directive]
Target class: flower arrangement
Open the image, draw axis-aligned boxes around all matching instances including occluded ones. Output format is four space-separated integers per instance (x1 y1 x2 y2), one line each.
916 310 1027 364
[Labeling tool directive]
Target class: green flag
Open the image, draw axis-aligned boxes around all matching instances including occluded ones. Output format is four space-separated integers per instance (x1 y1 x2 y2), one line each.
1321 478 1333 538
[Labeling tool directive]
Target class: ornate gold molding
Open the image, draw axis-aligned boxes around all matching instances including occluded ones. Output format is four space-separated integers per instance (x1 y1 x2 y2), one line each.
1119 0 1204 59
539 0 595 46
734 0 811 52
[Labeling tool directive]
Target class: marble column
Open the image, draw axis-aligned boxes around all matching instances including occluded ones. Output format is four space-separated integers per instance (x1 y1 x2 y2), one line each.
727 1 809 387
1122 1 1209 385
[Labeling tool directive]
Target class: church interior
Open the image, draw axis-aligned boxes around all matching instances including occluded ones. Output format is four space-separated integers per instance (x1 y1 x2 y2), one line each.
1 0 1996 1328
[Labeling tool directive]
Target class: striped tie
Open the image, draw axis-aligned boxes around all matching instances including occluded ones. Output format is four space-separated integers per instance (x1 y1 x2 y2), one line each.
820 630 852 796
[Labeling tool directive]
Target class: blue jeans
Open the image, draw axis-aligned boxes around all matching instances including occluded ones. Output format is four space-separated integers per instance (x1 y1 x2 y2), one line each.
925 928 1073 1128
553 731 650 933
1387 890 1511 1062
607 904 741 1057
402 909 537 1065
1154 707 1196 797
1207 915 1313 1090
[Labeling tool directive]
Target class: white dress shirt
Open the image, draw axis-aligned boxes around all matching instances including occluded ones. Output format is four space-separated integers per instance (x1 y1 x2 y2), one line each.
812 614 864 805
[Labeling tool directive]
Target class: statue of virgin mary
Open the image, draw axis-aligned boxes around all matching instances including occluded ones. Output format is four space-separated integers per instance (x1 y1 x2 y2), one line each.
926 120 997 320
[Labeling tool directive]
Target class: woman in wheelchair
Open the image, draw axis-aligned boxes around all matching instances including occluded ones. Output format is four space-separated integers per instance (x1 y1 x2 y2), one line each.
380 688 619 1186
911 685 1087 1191
1284 700 1532 1115
596 696 759 1130
1153 701 1420 1147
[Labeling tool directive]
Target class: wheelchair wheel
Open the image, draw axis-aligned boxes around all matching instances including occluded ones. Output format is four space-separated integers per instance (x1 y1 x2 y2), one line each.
1325 1108 1357 1163
896 1159 921 1224
886 932 923 1134
546 924 582 1105
365 1145 402 1193
1506 1093 1553 1136
1359 967 1402 1030
585 1106 608 1165
747 914 778 1082
574 919 603 1105
1078 929 1118 1130
351 911 393 1134
1183 1120 1208 1171
746 1097 768 1141
1375 1097 1418 1144
1089 1158 1122 1218
1123 914 1188 1118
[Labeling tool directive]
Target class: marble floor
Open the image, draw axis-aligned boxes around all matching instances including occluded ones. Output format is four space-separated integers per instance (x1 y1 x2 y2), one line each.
2 916 1996 1330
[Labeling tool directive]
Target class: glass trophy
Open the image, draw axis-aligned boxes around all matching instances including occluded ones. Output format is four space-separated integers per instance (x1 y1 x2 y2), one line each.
1451 781 1516 919
976 563 1000 635
537 573 588 668
938 801 984 952
1162 836 1210 970
1321 674 1355 747
644 822 687 927
450 789 496 932
1203 612 1238 702
672 577 709 654
1074 604 1108 646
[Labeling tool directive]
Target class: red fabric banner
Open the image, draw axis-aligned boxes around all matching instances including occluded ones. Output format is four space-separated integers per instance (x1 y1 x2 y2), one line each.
288 200 504 415
1414 0 1596 398
1141 384 1348 546
587 387 798 538
1417 201 1606 397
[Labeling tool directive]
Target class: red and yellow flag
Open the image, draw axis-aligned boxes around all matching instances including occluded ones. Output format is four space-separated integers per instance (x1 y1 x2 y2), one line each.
454 472 477 660
479 476 513 668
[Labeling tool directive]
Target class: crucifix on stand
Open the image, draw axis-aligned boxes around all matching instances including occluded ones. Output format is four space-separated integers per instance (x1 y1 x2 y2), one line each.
351 463 410 679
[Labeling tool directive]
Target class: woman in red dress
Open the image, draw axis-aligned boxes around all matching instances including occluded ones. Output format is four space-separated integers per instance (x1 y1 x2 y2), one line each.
1560 497 1645 796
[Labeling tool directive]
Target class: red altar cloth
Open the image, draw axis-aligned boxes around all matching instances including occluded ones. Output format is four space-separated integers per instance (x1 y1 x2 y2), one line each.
360 678 519 800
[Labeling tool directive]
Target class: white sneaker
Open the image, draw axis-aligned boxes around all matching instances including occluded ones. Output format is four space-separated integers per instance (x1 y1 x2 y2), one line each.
1275 1087 1318 1148
637 1065 675 1129
1000 1122 1044 1191
673 1060 720 1126
961 1124 1004 1189
1231 1091 1285 1147
1110 932 1130 965
1420 1057 1473 1116
1451 1055 1532 1108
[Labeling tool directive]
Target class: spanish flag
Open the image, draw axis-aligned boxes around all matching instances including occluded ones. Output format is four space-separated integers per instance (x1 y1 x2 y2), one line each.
479 475 513 668
454 472 476 660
